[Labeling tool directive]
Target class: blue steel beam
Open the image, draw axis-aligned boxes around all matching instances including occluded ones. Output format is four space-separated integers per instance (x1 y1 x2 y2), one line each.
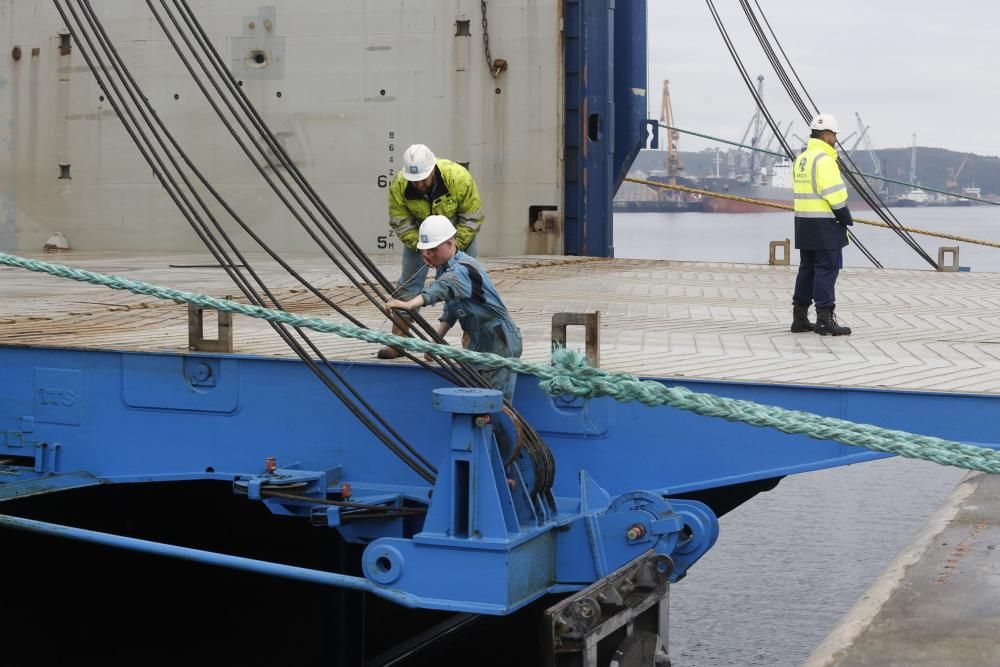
563 0 647 256
611 0 648 193
1 345 996 497
0 385 719 615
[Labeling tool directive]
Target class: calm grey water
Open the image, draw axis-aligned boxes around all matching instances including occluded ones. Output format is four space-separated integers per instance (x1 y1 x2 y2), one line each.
615 205 1000 271
613 206 997 666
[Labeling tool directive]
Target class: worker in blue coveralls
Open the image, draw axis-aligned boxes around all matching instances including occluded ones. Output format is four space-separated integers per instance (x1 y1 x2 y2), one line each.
790 112 852 336
377 144 486 359
384 215 523 401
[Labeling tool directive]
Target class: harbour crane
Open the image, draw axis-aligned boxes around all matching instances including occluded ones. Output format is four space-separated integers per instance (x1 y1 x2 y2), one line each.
729 75 767 181
761 120 792 154
847 125 868 159
837 129 859 150
854 112 887 197
660 79 682 186
945 155 969 191
746 74 765 180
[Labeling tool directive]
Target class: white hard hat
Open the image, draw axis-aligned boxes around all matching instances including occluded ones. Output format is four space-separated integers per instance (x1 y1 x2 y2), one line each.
809 113 839 133
416 215 456 249
402 144 437 181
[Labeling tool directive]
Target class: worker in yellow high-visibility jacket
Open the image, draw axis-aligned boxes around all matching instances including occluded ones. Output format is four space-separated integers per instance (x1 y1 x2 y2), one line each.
791 113 853 336
378 144 486 359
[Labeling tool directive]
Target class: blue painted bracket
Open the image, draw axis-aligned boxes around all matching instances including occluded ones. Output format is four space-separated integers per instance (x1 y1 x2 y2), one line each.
0 383 717 615
1 416 62 482
0 471 101 502
19 346 986 613
347 388 718 613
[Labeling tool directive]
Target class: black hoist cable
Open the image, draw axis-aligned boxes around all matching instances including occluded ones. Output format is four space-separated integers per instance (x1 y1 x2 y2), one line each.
56 1 555 491
166 0 553 487
704 0 883 269
740 0 939 270
56 0 438 483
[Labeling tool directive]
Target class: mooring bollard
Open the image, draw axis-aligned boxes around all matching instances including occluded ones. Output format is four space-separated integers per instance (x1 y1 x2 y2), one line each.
769 239 790 266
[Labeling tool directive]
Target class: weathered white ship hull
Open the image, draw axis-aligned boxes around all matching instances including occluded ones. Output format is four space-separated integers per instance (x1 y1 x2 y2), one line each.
0 1 563 256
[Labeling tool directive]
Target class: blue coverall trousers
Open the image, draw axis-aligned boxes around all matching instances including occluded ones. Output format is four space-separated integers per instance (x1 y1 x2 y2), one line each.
793 248 842 309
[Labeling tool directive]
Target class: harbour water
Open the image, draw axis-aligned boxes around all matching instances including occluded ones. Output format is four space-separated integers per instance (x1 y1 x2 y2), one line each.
615 205 997 666
615 206 1000 271
669 458 966 667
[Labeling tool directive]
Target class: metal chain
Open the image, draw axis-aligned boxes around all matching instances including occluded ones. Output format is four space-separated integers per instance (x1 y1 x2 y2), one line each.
481 0 507 79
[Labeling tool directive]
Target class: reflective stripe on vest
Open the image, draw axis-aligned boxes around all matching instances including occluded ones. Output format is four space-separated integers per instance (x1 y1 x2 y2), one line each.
793 140 847 218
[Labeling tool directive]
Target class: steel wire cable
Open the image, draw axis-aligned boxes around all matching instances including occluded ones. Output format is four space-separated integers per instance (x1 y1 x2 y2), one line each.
704 0 882 268
716 0 884 267
152 0 473 382
92 0 441 479
168 2 450 345
59 0 438 482
167 0 553 484
167 0 516 397
172 0 392 295
59 1 553 489
706 0 883 268
737 3 893 225
163 0 552 477
149 1 395 322
739 0 939 269
78 0 444 479
70 0 437 482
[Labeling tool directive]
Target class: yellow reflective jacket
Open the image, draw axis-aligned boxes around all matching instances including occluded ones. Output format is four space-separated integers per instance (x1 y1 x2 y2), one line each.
388 159 485 251
793 138 852 250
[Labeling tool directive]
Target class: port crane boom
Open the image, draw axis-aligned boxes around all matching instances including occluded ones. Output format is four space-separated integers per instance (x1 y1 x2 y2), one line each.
660 79 682 185
946 155 970 190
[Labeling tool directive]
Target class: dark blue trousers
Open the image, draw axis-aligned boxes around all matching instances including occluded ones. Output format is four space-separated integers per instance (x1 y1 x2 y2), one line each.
793 248 842 308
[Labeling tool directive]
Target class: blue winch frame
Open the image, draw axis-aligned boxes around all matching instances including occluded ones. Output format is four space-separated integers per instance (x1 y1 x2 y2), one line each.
2 345 999 613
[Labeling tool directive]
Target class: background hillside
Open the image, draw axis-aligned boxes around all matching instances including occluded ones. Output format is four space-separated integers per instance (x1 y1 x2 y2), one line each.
632 147 1000 197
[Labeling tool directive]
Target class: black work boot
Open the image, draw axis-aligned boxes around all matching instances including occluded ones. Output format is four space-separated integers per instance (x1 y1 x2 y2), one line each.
790 304 814 333
814 306 852 336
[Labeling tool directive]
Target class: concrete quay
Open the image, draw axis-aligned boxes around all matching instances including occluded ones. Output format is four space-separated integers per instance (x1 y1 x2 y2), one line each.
805 472 1000 666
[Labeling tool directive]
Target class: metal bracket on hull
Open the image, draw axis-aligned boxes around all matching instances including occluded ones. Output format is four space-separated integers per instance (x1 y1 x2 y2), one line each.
552 312 601 367
544 550 672 667
348 389 717 614
0 471 101 502
231 388 719 614
188 304 234 353
0 432 62 485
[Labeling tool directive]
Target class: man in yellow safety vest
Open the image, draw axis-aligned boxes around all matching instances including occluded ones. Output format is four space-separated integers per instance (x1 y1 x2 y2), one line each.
790 113 853 336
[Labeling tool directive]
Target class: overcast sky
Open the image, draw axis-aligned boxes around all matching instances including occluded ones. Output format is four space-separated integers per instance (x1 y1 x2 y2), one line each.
648 2 998 157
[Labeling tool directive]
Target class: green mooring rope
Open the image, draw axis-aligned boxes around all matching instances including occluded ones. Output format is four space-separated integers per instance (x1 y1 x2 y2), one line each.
2 251 998 474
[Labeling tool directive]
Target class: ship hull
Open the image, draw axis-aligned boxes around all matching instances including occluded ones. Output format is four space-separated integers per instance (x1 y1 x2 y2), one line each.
700 195 790 213
699 182 876 213
613 198 704 213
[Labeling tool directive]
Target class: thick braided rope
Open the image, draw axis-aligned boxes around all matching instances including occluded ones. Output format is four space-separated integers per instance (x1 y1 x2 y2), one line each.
3 251 998 473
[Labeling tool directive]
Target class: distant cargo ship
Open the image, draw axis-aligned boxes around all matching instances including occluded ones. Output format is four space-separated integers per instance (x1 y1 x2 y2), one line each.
892 188 929 207
614 170 704 212
698 159 879 213
698 159 794 213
